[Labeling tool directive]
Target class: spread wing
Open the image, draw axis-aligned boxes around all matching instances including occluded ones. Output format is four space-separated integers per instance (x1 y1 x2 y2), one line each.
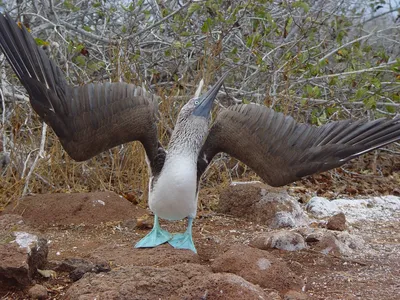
0 13 164 174
198 104 400 186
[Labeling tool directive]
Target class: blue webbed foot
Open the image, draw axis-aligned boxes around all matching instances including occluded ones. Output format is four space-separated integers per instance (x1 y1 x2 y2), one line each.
135 215 172 248
168 218 197 253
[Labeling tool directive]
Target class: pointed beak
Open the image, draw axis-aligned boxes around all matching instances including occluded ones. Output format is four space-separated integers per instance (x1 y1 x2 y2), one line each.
192 72 228 117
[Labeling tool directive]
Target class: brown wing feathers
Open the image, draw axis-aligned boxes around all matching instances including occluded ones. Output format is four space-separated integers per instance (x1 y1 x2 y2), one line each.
0 13 161 172
58 84 158 161
199 104 400 186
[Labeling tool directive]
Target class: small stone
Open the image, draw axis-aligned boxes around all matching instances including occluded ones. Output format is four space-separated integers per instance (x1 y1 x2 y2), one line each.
305 197 340 218
266 289 283 300
0 215 48 286
300 228 366 256
27 238 49 277
327 213 346 231
336 232 365 253
250 231 307 252
28 284 48 299
55 258 110 281
284 290 308 300
304 233 321 243
135 217 153 229
218 183 308 227
211 244 303 293
121 219 137 230
272 212 297 228
309 233 341 256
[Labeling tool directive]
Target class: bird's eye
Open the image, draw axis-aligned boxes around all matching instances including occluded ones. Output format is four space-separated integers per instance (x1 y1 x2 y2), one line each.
194 100 200 105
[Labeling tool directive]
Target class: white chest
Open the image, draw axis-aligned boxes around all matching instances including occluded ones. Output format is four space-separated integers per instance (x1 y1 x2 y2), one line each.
149 155 198 220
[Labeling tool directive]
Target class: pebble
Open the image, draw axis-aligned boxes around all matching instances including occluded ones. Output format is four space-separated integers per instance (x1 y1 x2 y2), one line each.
28 284 48 299
327 213 346 231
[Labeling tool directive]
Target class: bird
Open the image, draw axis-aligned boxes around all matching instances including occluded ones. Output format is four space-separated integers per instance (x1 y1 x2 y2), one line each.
1 13 400 253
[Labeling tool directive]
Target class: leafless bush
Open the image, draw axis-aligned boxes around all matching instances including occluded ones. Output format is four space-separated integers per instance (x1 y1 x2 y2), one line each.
0 0 399 205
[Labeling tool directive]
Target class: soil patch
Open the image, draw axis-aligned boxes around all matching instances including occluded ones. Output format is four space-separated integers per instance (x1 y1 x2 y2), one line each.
3 191 147 228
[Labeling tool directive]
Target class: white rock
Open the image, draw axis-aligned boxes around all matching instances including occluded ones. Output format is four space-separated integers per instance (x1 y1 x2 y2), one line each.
335 231 365 253
251 231 307 251
271 211 296 228
13 232 38 250
305 197 340 218
332 196 400 223
92 199 106 206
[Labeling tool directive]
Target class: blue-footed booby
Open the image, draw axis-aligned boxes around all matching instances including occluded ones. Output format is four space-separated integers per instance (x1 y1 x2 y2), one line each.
1 13 400 253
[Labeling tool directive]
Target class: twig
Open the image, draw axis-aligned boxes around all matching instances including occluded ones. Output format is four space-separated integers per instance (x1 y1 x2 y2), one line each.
123 1 191 40
291 96 400 108
318 31 375 63
296 61 397 83
0 54 7 153
3 91 29 102
59 20 118 45
22 122 47 197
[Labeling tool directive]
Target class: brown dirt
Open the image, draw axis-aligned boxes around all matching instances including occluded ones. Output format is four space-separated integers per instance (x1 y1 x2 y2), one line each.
2 191 148 229
0 189 399 299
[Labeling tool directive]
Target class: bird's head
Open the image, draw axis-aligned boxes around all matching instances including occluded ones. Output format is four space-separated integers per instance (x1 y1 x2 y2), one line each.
178 73 227 121
169 73 227 153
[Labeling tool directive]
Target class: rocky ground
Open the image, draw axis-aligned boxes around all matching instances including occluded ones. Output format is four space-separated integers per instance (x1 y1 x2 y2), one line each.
0 182 399 300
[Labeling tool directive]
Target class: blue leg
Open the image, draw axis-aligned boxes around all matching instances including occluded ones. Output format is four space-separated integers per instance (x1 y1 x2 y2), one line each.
168 217 197 253
135 215 172 248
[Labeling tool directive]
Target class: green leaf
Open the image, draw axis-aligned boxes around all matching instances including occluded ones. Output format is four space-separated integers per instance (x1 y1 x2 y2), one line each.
336 30 346 44
355 88 367 99
201 18 213 33
305 85 313 96
310 64 320 76
293 1 310 13
285 17 293 34
246 33 261 48
312 86 321 97
74 56 86 67
326 107 339 116
34 38 49 46
262 41 275 49
121 2 134 12
143 10 151 19
328 77 337 86
172 41 183 49
64 0 80 12
75 44 85 52
370 77 382 89
83 25 92 32
386 105 396 113
363 96 377 109
188 3 201 16
88 61 104 72
161 8 169 17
